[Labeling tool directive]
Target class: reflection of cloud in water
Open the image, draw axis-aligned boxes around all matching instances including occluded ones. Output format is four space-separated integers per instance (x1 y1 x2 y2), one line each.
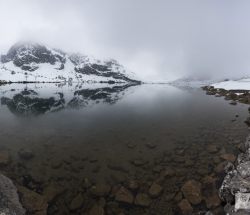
0 83 137 116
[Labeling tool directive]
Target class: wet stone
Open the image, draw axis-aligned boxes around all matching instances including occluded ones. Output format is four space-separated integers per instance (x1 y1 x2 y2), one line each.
178 199 193 215
148 182 163 198
115 186 134 204
181 180 202 205
134 193 152 207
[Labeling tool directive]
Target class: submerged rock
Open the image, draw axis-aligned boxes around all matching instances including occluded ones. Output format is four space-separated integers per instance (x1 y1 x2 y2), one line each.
88 204 105 215
181 180 202 205
148 182 163 198
134 193 152 207
115 186 134 204
18 148 34 160
69 193 84 211
178 199 193 215
220 153 236 162
18 185 47 214
0 150 10 165
0 174 25 215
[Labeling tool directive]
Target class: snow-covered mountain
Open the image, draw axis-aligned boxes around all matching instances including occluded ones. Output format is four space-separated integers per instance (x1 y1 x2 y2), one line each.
0 42 140 84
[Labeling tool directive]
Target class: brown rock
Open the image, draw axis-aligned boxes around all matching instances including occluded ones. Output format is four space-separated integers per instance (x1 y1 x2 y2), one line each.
115 186 134 204
18 185 47 215
178 199 193 215
181 180 202 205
134 193 152 207
88 204 105 215
220 154 236 162
148 182 163 198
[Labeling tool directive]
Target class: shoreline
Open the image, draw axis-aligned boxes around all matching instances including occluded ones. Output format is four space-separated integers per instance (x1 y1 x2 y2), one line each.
203 85 250 214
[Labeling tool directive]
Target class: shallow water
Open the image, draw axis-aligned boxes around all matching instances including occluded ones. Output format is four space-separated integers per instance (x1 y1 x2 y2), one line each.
0 83 249 214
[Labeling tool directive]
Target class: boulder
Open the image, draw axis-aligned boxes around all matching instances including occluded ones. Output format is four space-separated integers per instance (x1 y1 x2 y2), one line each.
0 174 25 215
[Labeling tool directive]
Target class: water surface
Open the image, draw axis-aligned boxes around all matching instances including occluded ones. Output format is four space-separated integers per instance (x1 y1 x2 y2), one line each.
0 83 248 214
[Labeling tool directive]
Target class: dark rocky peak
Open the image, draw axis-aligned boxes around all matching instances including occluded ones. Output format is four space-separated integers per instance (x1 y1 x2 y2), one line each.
1 42 66 71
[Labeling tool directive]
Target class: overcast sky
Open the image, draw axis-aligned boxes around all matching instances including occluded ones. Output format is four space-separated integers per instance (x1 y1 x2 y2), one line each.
1 0 250 81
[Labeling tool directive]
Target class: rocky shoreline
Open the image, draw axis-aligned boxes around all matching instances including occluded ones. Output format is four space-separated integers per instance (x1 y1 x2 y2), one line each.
203 85 250 214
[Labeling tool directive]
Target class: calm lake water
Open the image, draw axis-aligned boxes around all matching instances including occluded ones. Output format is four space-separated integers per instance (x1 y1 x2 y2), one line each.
0 83 249 214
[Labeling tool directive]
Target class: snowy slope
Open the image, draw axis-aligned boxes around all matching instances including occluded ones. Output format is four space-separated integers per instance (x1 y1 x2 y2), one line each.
0 42 140 84
212 78 250 90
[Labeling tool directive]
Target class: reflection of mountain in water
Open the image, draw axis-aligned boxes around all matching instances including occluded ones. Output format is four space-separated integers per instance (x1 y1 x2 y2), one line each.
0 83 136 116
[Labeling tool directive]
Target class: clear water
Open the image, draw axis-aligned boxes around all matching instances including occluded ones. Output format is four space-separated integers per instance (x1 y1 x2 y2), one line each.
0 83 248 214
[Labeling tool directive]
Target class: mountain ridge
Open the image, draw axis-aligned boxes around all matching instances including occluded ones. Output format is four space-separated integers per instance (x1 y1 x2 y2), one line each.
0 42 140 84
